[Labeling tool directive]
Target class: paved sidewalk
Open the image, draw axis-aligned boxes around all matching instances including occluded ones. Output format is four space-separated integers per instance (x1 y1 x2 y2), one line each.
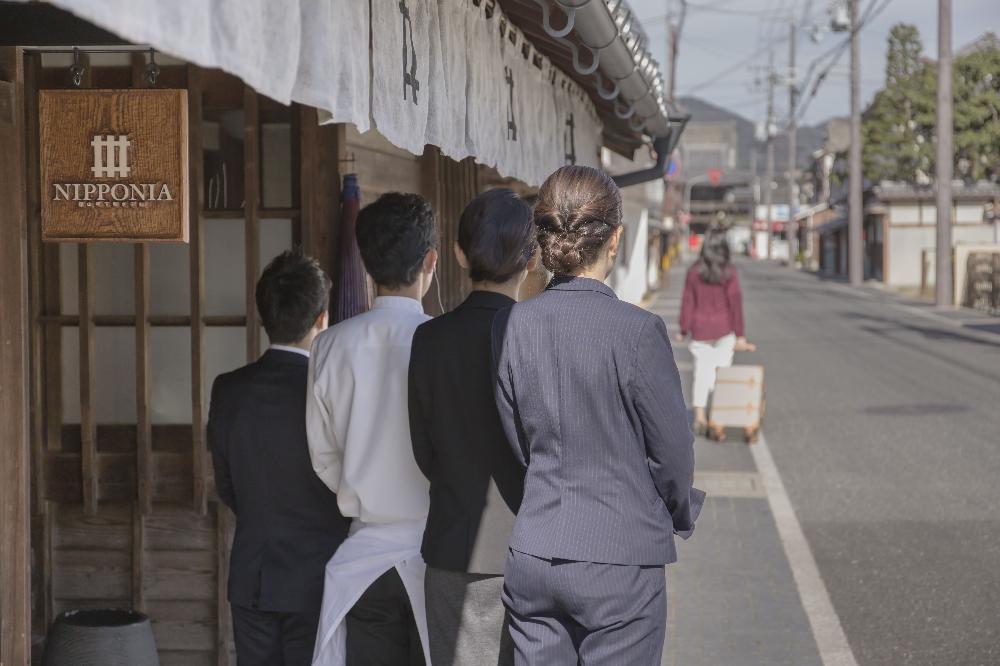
648 267 825 666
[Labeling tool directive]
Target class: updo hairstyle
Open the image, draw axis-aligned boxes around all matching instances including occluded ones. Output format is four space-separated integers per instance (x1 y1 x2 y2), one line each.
533 165 623 275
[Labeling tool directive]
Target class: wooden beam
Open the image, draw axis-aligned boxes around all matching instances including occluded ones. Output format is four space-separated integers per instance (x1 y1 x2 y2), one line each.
24 52 45 512
216 505 235 666
78 244 97 515
131 53 153 516
298 110 344 277
39 314 250 327
41 501 53 631
42 247 61 455
420 147 443 315
135 245 153 514
289 105 302 248
0 45 32 666
131 503 145 612
188 65 208 515
38 56 63 457
243 86 260 363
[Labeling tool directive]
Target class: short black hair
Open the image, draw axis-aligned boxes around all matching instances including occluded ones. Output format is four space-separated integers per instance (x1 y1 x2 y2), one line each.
255 249 331 344
355 192 438 288
458 188 536 283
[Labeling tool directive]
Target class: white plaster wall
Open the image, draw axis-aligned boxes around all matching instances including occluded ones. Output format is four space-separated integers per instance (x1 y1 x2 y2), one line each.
609 201 650 305
887 226 935 287
889 204 920 225
887 224 997 287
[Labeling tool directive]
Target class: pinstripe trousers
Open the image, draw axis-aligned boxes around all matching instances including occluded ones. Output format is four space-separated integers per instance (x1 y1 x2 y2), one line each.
501 549 667 666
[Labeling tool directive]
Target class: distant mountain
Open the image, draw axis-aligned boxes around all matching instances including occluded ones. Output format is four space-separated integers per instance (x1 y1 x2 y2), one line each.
677 95 825 173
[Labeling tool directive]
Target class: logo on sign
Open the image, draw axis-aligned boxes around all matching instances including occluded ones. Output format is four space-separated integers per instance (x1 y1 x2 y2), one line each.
91 134 131 178
52 133 173 208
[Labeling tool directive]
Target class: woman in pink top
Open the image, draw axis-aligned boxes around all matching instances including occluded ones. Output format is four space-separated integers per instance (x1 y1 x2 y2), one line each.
676 226 755 435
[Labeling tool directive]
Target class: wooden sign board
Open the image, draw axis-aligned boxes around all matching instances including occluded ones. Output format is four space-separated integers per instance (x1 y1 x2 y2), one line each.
39 88 189 242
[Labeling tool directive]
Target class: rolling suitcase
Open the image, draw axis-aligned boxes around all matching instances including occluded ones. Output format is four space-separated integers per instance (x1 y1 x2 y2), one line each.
707 364 764 443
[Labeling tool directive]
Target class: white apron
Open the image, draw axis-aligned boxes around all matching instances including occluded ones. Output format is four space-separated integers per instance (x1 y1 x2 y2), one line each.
312 518 430 665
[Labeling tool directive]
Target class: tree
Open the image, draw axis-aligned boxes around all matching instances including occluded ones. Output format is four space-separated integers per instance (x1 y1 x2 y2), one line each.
953 43 1000 182
862 24 935 184
863 25 1000 185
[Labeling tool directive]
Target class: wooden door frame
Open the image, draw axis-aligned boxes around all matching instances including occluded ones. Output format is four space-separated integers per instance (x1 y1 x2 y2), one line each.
0 45 31 666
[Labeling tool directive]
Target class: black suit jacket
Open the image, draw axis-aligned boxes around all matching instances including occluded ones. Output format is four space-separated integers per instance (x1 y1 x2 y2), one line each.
208 349 350 612
493 276 705 566
408 291 526 574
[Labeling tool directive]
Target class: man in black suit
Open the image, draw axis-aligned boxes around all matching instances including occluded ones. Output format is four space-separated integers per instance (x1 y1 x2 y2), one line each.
208 249 350 666
408 189 537 665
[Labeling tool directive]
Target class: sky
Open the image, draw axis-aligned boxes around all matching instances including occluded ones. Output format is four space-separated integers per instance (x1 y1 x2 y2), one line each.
629 0 1000 128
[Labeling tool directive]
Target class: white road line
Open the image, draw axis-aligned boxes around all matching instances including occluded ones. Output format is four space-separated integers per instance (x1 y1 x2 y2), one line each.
751 435 859 666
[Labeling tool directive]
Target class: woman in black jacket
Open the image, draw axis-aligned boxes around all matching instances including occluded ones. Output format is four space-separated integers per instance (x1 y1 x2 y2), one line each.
408 188 538 666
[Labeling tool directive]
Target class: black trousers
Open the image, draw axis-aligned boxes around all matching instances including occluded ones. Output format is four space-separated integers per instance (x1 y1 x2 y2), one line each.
345 567 425 666
231 603 319 666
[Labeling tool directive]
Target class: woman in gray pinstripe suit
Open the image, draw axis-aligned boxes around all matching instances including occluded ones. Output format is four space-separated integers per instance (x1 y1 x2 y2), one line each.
493 165 705 665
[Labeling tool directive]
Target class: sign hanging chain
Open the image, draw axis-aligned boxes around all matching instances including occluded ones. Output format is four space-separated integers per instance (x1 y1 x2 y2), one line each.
70 47 86 88
144 48 160 88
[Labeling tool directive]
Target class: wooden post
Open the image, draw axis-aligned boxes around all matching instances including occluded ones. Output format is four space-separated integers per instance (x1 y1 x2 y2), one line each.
131 503 145 612
131 53 154 516
135 245 153 514
216 505 235 666
24 52 45 511
243 86 261 362
298 108 344 276
0 44 32 666
188 65 208 515
78 245 98 515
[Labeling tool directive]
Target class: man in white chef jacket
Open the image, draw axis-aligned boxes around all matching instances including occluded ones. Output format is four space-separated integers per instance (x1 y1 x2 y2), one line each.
307 192 438 666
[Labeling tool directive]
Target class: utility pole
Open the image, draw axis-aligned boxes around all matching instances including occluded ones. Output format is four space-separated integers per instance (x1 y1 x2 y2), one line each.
667 0 688 104
935 0 953 306
787 17 799 266
764 50 776 260
847 0 863 286
667 0 688 251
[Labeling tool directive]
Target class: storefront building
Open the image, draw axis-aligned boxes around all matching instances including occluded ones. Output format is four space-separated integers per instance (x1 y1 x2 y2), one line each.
0 1 687 663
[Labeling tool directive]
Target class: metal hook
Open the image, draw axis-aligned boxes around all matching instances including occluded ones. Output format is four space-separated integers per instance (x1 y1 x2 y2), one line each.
613 97 636 119
70 47 85 88
557 37 599 76
593 71 620 100
532 0 575 39
144 48 160 87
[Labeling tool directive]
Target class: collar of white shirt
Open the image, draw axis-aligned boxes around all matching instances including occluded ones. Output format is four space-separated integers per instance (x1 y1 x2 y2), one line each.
269 344 310 358
371 295 425 314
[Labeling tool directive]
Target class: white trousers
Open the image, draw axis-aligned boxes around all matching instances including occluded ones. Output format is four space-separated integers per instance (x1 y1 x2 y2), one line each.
689 333 736 409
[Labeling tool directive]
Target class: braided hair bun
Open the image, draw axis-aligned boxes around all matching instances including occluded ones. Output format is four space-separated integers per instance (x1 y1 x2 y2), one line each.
534 166 622 275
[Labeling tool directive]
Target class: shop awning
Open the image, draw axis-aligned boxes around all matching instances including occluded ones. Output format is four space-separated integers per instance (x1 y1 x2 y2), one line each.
18 0 655 186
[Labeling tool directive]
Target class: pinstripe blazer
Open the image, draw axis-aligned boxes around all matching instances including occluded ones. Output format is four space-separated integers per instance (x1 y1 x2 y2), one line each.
493 275 705 566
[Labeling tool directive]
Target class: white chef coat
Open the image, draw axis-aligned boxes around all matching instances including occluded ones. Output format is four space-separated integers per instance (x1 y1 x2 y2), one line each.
306 296 432 523
306 296 433 666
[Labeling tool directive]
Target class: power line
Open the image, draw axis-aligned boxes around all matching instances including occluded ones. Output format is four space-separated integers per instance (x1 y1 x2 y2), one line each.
793 0 896 122
680 34 790 94
687 0 798 17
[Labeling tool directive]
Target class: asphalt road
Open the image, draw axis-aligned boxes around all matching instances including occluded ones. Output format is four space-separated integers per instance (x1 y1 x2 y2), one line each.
737 260 1000 665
